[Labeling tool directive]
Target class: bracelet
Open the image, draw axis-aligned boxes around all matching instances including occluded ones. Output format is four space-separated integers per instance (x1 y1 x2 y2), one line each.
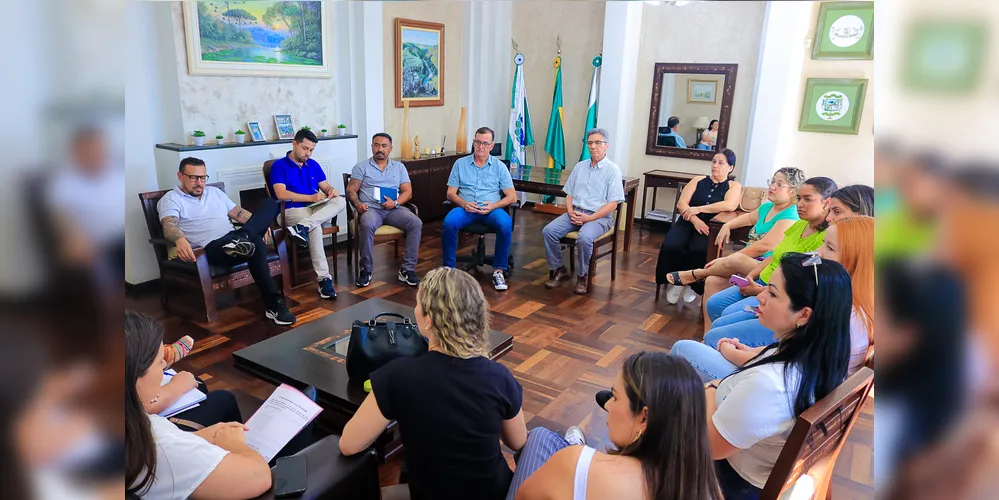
706 382 718 390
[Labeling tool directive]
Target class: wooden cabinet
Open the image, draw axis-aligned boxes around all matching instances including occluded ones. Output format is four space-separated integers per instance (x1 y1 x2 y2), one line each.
398 151 466 222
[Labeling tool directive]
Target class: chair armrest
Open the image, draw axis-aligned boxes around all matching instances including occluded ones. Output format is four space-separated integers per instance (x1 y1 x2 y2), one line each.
252 435 380 500
149 238 174 247
401 202 419 217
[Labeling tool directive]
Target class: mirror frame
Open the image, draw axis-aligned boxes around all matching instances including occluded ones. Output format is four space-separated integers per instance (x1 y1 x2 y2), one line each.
645 63 739 161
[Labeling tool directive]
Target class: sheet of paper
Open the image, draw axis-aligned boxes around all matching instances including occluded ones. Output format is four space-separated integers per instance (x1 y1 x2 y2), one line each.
307 195 333 209
245 384 323 462
158 370 208 418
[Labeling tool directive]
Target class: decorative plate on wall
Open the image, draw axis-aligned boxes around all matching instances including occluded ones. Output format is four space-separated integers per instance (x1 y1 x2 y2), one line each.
811 2 874 60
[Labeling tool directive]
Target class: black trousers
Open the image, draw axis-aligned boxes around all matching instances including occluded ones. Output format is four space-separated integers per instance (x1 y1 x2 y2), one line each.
655 219 709 294
715 459 762 500
203 198 282 308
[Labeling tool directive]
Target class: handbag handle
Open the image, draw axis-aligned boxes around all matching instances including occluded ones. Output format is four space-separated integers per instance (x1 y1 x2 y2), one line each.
368 312 413 326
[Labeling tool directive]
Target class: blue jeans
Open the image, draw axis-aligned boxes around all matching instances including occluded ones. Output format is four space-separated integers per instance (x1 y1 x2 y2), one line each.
442 207 513 270
670 340 739 382
706 284 762 324
716 459 761 500
505 428 570 500
703 318 777 349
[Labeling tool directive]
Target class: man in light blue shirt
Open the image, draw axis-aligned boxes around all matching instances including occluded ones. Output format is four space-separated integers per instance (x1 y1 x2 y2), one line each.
442 126 518 290
658 116 687 148
542 128 625 294
346 132 423 288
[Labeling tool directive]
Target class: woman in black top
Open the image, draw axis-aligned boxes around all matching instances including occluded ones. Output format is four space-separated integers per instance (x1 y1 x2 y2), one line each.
656 149 742 304
340 267 528 500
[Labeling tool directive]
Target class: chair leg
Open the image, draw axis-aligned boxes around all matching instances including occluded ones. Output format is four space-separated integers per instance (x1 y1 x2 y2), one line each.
611 241 617 281
568 245 575 274
655 283 661 301
160 279 170 310
588 256 596 287
394 239 399 260
331 234 338 281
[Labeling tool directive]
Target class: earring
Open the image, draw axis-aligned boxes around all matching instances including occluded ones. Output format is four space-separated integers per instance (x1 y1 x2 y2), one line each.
632 430 643 444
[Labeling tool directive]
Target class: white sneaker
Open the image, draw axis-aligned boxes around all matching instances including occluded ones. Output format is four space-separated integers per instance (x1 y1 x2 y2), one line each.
682 286 699 304
665 284 683 304
564 425 586 446
492 270 508 291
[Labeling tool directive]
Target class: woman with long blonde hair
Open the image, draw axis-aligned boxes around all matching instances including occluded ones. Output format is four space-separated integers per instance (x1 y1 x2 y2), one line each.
670 216 874 381
340 267 528 500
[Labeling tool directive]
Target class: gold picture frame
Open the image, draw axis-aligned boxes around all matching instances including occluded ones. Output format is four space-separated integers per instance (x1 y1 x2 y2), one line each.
687 79 718 104
394 18 445 108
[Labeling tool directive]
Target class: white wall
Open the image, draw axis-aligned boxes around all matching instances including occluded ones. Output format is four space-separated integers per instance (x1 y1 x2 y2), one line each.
382 2 464 155
626 1 766 212
168 1 340 144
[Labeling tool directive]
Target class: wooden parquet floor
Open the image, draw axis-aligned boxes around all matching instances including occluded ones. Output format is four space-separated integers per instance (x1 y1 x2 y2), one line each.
126 210 873 498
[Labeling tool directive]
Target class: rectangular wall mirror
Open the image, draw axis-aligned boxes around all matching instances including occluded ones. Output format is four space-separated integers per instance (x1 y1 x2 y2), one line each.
645 63 738 161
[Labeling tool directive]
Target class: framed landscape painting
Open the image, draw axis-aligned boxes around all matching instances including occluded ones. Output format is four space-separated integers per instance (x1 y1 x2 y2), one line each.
687 80 718 104
394 18 445 108
798 78 868 135
812 1 874 60
182 1 332 78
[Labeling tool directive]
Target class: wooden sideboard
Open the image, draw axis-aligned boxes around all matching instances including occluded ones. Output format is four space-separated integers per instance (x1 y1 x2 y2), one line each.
399 151 466 222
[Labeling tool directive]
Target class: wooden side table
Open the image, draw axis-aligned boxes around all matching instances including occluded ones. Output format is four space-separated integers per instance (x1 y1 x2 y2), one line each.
640 169 699 229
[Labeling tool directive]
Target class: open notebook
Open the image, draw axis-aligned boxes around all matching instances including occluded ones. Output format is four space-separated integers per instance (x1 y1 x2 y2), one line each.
158 369 207 418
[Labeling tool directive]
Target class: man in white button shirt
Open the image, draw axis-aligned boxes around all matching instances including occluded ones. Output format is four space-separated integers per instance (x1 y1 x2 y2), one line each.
541 128 625 294
157 157 295 325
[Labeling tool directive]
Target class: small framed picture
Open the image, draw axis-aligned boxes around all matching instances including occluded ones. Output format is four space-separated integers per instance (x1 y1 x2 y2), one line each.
798 78 868 135
687 80 717 104
274 114 295 140
247 121 265 142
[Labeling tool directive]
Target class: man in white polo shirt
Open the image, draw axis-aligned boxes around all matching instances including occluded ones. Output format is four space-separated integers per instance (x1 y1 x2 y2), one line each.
157 157 295 325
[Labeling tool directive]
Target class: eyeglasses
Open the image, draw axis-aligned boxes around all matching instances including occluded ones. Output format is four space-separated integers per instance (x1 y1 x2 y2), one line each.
802 252 822 285
586 140 607 146
767 178 789 189
472 140 493 148
185 174 209 182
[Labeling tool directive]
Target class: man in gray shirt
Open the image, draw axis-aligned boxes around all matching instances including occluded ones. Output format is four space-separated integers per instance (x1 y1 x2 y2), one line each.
346 133 423 287
541 128 625 294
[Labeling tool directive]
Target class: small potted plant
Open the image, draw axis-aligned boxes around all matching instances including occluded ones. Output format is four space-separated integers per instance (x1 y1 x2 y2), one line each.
320 128 329 138
192 130 206 146
215 134 224 145
300 126 311 131
337 123 347 136
234 129 246 143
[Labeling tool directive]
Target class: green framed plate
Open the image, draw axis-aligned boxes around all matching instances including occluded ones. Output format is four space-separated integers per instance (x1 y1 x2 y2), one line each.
798 78 868 135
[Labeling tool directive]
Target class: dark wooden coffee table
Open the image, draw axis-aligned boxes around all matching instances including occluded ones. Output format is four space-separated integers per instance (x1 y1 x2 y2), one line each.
233 298 513 457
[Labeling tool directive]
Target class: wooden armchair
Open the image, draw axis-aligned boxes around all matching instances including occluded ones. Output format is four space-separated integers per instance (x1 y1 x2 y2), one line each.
138 182 290 323
263 160 340 286
340 173 420 271
760 367 875 499
562 202 626 286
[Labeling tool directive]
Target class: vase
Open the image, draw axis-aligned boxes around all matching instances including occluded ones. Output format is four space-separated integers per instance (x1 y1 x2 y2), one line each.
455 106 468 153
337 128 346 137
216 139 224 145
235 135 245 143
193 136 204 146
400 101 413 159
321 131 328 138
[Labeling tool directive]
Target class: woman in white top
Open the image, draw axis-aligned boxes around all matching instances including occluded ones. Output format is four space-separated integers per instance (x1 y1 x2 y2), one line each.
125 310 271 500
705 253 853 499
508 352 723 500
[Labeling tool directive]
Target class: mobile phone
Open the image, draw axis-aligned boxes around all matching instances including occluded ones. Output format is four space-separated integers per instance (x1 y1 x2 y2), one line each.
272 455 307 498
729 274 751 288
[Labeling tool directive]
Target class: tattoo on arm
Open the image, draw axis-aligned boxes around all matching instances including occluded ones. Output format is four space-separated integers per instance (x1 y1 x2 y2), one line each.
161 216 185 243
346 180 361 205
228 206 252 224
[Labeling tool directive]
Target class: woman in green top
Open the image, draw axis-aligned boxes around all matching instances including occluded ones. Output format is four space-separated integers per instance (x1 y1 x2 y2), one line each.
703 177 838 331
664 167 805 290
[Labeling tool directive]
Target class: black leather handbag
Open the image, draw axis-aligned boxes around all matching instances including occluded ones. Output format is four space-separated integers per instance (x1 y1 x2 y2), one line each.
345 312 428 380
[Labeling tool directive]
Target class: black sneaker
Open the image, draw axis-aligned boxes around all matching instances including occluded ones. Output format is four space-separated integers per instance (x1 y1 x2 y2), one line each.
287 223 309 247
398 269 420 286
595 389 612 411
265 300 296 325
355 269 371 288
222 238 255 258
318 277 337 299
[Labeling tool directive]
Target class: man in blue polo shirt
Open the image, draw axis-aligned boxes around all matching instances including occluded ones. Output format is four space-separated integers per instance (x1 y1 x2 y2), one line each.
346 132 423 288
659 116 687 148
269 129 347 299
442 127 518 290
